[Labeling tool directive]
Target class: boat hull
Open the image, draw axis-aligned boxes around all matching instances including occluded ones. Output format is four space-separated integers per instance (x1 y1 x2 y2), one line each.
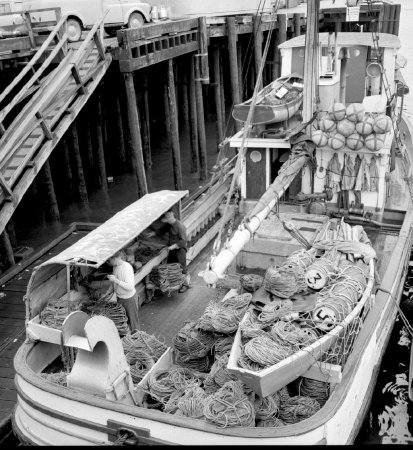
12 216 412 446
232 95 303 125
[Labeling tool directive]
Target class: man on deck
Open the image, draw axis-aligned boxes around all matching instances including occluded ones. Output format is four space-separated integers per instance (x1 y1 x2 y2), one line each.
153 210 191 293
107 250 140 331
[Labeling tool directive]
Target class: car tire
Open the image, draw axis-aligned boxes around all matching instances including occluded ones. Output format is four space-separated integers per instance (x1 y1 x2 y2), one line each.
127 12 144 29
104 27 118 37
67 18 82 42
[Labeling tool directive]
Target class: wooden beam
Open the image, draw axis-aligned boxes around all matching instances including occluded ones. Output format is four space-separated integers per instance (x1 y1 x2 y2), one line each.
198 16 209 83
69 122 88 204
123 72 148 197
38 159 60 222
71 64 86 95
194 55 208 181
0 230 15 267
0 173 13 201
253 14 263 92
35 112 53 140
302 361 342 384
226 16 241 132
138 72 152 170
188 56 199 173
213 44 224 149
166 59 183 190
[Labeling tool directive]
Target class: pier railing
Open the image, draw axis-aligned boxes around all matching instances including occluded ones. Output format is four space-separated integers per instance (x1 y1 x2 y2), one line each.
0 11 112 236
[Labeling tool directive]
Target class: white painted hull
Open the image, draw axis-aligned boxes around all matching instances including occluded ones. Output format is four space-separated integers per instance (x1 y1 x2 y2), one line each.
12 231 410 445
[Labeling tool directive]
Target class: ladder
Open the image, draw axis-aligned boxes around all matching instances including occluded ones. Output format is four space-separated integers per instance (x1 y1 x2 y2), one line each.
0 11 112 236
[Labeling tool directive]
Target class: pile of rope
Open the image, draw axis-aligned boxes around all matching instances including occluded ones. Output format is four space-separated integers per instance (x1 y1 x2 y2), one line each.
122 330 167 362
203 380 255 428
285 248 316 271
81 300 129 336
240 309 266 339
256 417 286 427
269 321 318 349
86 280 114 302
125 349 155 383
41 371 67 386
214 334 235 358
278 396 321 424
335 260 368 299
173 321 215 360
176 352 212 373
148 367 203 405
149 263 185 295
296 378 330 407
175 386 208 419
205 353 237 388
238 349 265 372
254 392 280 421
263 265 307 299
198 295 251 334
244 334 294 368
134 246 159 265
240 274 264 293
40 298 76 329
257 300 294 325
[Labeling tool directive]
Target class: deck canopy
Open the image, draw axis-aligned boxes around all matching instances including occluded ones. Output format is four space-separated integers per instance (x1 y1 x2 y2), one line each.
278 32 401 50
25 190 188 320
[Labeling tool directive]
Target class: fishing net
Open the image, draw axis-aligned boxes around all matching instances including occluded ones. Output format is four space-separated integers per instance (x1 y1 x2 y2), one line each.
122 330 167 361
240 274 264 292
149 263 185 295
173 321 215 360
81 300 129 336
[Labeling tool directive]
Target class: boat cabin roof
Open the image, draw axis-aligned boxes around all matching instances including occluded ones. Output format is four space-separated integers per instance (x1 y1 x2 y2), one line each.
278 32 401 50
37 190 188 269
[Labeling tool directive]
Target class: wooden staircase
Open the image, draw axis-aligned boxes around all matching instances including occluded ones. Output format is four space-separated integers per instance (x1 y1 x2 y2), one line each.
0 11 112 235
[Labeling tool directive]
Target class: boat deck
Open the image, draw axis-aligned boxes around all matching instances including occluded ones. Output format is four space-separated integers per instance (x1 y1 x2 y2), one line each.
0 221 221 437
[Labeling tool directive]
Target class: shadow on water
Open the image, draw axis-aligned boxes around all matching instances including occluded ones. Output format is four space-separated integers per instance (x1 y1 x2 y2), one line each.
355 261 413 444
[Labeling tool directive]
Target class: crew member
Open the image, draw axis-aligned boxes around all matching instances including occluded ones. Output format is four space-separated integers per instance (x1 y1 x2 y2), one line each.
152 210 190 293
107 250 140 332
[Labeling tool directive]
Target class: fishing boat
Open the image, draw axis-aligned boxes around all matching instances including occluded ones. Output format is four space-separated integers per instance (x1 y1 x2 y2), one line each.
232 73 304 125
12 0 413 445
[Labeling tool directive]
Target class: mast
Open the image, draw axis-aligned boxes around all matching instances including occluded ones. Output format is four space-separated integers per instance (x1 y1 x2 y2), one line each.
202 0 320 286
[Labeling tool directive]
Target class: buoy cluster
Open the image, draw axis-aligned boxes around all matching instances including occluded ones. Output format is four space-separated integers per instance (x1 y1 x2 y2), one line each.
311 102 392 152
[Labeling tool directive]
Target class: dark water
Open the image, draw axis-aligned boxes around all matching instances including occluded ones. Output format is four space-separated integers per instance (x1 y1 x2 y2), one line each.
355 261 413 444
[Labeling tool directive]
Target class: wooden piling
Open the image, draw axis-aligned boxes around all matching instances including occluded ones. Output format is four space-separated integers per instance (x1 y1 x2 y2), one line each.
39 160 60 221
219 49 226 135
5 220 16 249
188 56 199 173
166 59 183 190
60 136 74 196
113 95 126 172
226 16 241 132
0 230 14 267
138 72 152 170
181 67 190 129
253 14 263 91
237 42 243 102
92 91 108 192
393 4 401 36
213 44 224 148
69 122 89 204
275 14 287 79
123 72 148 197
194 55 208 180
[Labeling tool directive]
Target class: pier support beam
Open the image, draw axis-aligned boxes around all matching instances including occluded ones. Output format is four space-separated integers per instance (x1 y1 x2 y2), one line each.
226 16 241 132
39 160 60 222
0 230 14 267
124 72 148 197
253 14 263 92
60 137 74 199
194 55 208 181
137 72 152 170
70 122 89 204
213 44 224 149
92 90 108 193
273 14 287 80
188 56 199 173
113 95 126 172
166 59 183 190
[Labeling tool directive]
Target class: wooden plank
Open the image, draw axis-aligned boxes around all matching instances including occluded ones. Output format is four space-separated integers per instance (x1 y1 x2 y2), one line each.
118 41 199 72
119 18 198 43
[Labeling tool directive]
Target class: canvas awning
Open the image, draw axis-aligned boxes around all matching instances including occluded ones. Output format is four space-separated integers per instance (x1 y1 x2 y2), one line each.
25 190 188 319
41 190 188 268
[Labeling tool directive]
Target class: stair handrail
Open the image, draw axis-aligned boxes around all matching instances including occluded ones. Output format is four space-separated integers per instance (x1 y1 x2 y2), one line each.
0 10 110 165
0 12 69 122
